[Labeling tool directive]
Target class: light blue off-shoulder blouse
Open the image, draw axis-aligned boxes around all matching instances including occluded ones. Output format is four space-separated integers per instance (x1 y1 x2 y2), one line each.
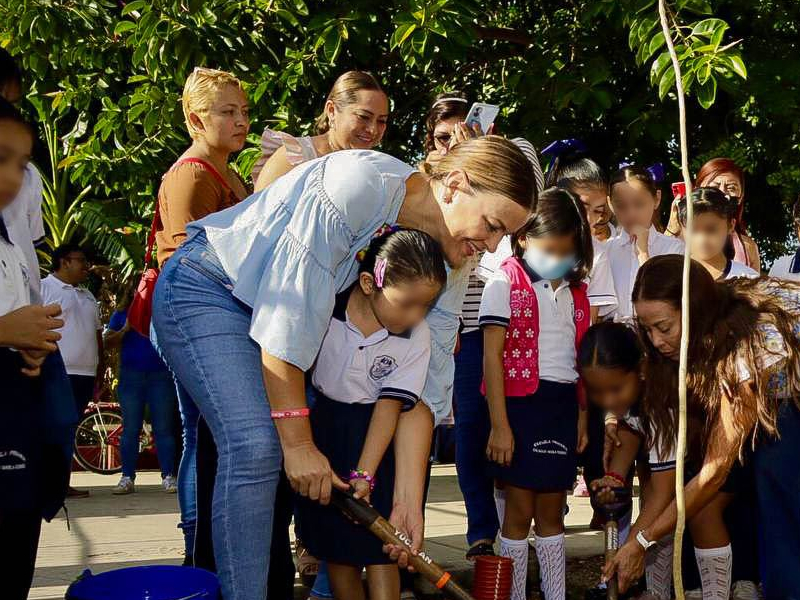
187 150 470 424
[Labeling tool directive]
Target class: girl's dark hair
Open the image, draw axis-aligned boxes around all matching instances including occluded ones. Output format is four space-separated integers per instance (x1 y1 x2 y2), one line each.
0 97 31 133
50 242 85 272
678 187 738 260
545 151 608 194
359 229 447 290
632 254 800 461
610 165 659 198
0 48 22 91
511 187 594 282
578 322 642 372
424 92 469 153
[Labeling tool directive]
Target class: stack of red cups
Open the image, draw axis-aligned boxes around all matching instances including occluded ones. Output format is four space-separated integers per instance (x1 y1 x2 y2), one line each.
471 555 513 600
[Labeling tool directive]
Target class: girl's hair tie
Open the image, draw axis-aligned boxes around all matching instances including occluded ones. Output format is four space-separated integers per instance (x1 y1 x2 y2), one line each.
374 258 387 289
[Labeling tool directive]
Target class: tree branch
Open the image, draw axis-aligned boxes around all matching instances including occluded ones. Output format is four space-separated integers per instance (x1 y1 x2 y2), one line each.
473 26 533 46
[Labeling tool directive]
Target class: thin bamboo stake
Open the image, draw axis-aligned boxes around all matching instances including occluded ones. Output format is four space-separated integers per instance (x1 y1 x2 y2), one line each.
657 2 693 599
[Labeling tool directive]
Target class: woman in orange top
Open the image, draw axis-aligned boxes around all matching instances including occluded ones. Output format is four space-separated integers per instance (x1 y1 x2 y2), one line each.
152 67 250 566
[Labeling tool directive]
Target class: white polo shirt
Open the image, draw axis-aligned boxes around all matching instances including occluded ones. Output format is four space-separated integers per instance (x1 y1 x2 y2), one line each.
478 267 578 384
477 235 617 315
0 219 31 317
606 226 684 321
621 407 677 472
1 165 45 301
40 273 101 376
312 291 432 410
723 260 758 281
769 254 800 282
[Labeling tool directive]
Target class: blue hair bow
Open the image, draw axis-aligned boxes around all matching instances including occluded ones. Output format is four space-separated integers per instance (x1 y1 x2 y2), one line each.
618 161 665 184
541 139 587 171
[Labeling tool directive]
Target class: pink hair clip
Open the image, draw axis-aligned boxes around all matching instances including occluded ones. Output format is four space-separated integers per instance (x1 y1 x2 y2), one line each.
374 258 387 289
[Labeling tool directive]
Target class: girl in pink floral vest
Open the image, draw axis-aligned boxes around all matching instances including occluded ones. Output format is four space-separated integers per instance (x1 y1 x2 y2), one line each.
479 188 593 600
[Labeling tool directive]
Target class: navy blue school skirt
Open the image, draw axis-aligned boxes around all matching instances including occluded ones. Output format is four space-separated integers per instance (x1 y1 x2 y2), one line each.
491 380 578 492
295 392 395 566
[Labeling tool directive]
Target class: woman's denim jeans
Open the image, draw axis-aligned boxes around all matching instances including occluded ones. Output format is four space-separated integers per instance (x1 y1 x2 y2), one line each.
117 368 178 479
453 329 499 546
152 233 282 600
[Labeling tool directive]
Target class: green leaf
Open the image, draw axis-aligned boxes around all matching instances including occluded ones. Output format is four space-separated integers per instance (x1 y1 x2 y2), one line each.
113 20 137 36
121 0 146 16
399 23 418 46
659 66 676 99
143 109 159 135
650 51 672 85
292 0 309 16
691 18 728 38
696 77 717 109
644 31 665 63
727 54 748 79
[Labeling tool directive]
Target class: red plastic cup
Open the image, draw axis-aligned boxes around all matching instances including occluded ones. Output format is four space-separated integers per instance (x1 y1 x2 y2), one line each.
472 555 514 600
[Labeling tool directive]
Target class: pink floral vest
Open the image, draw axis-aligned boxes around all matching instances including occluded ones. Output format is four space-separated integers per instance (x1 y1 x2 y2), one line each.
481 257 589 406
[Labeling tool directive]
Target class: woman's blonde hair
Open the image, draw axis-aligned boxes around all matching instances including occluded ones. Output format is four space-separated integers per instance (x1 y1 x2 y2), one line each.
182 67 244 139
424 135 538 211
315 71 385 134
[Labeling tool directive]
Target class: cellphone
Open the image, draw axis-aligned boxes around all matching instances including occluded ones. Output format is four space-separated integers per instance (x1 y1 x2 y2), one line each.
464 102 499 134
671 181 686 199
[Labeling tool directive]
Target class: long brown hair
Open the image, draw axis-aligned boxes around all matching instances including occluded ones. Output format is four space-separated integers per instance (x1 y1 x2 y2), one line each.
314 71 385 134
632 255 800 460
695 158 746 235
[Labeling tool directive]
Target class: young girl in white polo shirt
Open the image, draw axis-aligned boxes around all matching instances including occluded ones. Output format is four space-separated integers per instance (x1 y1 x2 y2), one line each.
295 229 447 600
606 166 684 322
480 188 593 600
677 187 758 282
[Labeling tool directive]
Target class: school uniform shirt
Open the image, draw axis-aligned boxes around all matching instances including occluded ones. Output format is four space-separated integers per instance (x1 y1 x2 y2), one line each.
190 150 465 425
460 270 485 333
479 268 579 384
477 234 617 314
0 217 31 317
1 165 44 300
620 407 677 472
607 225 684 320
769 254 800 282
312 291 431 411
722 260 758 281
40 274 101 376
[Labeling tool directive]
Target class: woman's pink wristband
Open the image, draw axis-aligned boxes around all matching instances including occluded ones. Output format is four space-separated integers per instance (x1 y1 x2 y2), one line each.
605 471 626 485
271 408 310 420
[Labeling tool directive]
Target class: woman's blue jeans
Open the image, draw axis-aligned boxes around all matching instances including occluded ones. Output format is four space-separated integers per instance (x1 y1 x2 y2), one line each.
453 329 499 546
117 367 178 479
152 233 282 600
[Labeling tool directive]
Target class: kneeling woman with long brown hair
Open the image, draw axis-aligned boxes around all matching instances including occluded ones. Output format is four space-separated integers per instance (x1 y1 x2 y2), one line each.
604 255 800 599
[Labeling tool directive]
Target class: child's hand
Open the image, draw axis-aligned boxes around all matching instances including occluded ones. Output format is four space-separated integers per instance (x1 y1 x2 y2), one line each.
351 478 372 505
486 424 515 467
590 475 625 505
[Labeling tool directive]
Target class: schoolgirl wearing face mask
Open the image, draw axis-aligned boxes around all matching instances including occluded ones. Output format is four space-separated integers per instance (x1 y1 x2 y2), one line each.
478 187 594 600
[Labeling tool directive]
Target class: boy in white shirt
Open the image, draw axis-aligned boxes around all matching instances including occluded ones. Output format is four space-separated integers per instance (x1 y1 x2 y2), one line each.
606 165 684 321
0 96 65 599
769 196 800 281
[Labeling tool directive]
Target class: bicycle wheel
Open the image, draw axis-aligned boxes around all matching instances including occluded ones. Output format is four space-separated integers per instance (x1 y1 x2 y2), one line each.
74 410 124 475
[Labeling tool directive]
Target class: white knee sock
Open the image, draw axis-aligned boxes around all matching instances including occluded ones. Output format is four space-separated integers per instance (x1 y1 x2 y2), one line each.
534 533 566 600
494 487 506 528
646 535 674 599
695 544 732 599
500 534 529 600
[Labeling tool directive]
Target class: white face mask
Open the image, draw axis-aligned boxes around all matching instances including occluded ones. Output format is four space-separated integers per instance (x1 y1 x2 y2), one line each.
523 245 576 280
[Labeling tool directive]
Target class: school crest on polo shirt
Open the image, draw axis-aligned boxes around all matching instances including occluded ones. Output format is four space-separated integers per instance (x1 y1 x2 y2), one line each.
369 355 398 380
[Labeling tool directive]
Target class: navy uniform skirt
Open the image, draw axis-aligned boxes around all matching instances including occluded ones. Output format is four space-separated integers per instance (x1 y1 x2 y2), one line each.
492 380 578 492
295 392 395 566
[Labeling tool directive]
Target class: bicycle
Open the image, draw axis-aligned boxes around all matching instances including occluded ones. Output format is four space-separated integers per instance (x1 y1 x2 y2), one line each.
73 401 154 475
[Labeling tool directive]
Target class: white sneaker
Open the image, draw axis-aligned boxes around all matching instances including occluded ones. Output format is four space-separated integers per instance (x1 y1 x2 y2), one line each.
732 580 760 600
113 476 135 495
685 589 703 600
162 475 178 493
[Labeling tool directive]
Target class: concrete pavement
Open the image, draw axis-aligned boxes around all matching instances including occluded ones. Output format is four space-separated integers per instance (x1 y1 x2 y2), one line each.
32 465 631 599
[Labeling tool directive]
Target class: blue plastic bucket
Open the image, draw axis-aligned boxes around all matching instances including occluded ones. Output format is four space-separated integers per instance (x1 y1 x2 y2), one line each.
65 566 221 600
